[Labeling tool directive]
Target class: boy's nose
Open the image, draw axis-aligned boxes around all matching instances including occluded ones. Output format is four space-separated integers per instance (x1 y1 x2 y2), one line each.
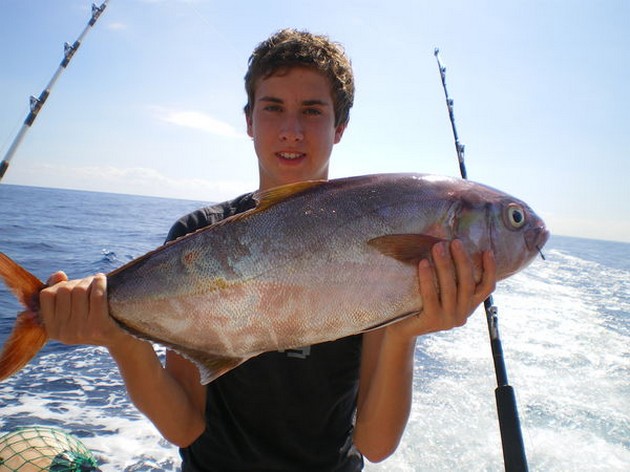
279 115 304 142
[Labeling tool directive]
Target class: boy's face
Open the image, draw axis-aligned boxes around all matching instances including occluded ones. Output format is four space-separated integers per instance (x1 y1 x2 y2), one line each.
247 67 346 190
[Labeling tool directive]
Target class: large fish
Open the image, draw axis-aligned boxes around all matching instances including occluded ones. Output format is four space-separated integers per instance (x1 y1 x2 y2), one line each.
0 173 549 384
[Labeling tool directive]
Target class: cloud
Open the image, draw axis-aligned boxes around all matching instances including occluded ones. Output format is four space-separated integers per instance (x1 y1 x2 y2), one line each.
106 22 127 31
152 107 247 139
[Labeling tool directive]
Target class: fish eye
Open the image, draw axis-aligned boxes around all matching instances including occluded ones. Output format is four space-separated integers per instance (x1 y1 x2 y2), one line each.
507 204 526 229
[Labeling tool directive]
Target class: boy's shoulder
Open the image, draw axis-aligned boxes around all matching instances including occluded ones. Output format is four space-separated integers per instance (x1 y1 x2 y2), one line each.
165 192 256 242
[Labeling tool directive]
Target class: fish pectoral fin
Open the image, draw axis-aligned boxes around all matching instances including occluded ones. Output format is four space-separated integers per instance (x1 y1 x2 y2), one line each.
367 234 445 265
172 345 247 385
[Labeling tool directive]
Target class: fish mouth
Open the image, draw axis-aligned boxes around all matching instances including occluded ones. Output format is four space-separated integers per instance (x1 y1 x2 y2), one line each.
525 224 550 259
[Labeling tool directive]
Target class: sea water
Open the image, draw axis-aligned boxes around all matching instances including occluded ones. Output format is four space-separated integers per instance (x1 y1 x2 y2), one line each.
0 184 627 471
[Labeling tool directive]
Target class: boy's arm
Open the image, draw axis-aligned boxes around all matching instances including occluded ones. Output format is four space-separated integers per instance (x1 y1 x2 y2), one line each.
353 240 496 462
40 273 206 447
109 337 206 447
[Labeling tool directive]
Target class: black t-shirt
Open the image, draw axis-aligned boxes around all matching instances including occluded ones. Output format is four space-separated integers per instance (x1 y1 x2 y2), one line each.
166 193 364 472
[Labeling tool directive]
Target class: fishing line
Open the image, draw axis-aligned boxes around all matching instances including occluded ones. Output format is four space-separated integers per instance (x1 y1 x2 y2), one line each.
434 48 529 472
0 1 110 183
0 111 28 162
181 1 242 58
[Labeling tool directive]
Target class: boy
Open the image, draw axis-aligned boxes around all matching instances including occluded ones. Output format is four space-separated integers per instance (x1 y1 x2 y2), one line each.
41 29 496 471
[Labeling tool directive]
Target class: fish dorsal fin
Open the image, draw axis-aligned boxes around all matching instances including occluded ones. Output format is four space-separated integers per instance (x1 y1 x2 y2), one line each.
214 180 329 227
367 234 446 266
253 180 328 212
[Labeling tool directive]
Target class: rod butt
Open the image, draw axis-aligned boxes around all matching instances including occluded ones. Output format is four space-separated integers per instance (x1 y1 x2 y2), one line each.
496 386 529 472
0 160 9 181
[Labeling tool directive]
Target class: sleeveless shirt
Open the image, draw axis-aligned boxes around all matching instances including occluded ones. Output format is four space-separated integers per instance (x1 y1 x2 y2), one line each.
165 193 365 472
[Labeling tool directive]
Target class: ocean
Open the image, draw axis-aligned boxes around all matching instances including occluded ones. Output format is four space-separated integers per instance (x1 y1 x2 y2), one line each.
0 184 628 471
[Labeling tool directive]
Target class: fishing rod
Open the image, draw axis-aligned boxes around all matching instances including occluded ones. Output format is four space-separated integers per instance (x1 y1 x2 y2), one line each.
0 1 110 182
434 48 529 472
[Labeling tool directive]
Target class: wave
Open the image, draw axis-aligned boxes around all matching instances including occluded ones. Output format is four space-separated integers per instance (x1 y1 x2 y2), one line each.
0 186 627 471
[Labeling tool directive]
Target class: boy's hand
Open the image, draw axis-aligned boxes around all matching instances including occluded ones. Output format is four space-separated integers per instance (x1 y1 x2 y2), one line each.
390 239 496 339
40 272 129 349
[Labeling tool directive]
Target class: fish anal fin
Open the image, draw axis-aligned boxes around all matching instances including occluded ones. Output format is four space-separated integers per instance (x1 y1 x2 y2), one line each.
368 234 446 266
171 345 247 385
361 310 422 333
0 311 47 382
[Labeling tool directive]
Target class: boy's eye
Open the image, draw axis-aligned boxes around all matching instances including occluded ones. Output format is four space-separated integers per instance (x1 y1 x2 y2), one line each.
263 105 282 112
304 108 322 116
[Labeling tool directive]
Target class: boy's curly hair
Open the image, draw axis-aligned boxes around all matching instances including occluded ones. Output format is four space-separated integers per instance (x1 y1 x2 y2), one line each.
244 29 355 127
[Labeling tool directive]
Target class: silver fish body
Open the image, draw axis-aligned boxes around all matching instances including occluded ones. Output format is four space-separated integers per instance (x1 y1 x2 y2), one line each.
104 173 548 383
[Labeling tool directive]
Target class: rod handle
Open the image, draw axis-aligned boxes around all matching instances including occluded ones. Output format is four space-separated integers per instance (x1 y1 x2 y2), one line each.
0 160 8 181
495 385 529 472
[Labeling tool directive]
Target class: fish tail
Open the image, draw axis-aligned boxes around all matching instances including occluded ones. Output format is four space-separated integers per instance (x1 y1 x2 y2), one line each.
0 252 47 381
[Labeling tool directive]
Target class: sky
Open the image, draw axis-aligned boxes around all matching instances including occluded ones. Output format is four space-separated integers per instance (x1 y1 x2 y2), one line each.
0 0 628 243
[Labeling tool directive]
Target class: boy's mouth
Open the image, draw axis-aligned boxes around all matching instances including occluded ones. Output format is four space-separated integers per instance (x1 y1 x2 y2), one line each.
277 152 305 161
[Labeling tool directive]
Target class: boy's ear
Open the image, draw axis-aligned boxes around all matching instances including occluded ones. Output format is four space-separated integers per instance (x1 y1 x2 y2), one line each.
334 122 347 144
246 113 254 138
